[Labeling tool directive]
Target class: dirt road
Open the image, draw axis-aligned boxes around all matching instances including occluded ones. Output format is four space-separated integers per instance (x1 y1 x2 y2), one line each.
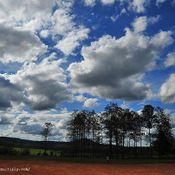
0 160 174 175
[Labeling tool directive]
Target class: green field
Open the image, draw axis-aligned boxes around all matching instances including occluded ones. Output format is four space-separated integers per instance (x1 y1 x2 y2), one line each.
13 147 61 156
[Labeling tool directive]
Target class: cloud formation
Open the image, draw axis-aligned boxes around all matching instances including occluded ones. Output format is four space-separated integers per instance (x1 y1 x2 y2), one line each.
0 25 46 63
0 77 23 110
84 0 149 13
68 18 173 101
11 109 71 140
129 0 148 13
83 98 99 108
0 0 55 31
8 54 71 110
164 51 175 68
56 26 90 55
160 73 175 103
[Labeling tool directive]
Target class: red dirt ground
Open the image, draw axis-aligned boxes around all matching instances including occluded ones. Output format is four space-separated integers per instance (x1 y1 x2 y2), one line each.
0 160 174 175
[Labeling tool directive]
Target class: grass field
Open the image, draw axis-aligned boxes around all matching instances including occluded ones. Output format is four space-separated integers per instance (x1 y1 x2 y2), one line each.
13 147 61 156
0 160 175 175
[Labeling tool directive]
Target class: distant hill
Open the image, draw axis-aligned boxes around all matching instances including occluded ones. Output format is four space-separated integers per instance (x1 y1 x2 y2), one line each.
0 137 104 150
0 137 70 150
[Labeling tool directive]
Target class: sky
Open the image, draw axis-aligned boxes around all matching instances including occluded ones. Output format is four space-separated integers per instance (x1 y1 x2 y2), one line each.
0 0 175 141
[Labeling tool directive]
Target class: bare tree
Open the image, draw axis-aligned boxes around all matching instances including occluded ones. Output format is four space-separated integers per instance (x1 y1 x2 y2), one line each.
41 122 54 154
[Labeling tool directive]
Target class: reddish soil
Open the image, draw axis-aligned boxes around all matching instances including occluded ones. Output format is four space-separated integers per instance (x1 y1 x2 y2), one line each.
0 160 174 175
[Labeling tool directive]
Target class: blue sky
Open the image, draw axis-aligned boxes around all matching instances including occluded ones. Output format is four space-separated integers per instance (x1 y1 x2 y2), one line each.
0 0 175 141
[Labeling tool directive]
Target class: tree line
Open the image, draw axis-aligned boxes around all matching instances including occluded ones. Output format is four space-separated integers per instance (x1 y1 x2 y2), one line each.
67 103 174 158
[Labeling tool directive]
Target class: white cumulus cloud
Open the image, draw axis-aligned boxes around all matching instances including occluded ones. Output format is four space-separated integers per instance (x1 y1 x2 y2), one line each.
83 98 99 108
160 74 175 103
56 26 90 55
8 54 71 110
164 51 175 68
0 24 46 63
68 22 173 101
